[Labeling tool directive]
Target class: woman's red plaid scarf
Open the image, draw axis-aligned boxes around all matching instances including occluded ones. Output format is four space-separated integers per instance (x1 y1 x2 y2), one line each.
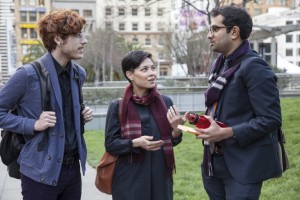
120 84 175 176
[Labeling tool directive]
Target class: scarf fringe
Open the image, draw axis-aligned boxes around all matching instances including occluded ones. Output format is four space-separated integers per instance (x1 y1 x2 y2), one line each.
121 84 175 175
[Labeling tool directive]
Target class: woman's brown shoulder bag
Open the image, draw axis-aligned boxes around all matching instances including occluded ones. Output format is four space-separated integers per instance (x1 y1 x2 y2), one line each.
95 151 118 194
95 99 122 194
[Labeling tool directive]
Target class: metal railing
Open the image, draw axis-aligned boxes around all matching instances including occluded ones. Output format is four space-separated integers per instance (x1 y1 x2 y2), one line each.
84 74 300 130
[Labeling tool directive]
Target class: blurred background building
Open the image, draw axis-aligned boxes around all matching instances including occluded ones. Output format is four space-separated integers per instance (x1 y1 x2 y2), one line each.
98 0 173 78
0 0 16 85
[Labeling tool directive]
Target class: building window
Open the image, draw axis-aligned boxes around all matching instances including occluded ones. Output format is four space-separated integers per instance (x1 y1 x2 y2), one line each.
264 43 271 53
72 9 79 14
254 9 262 16
106 22 113 30
158 52 165 60
105 7 112 16
297 62 300 66
38 0 44 6
266 0 273 4
160 67 168 76
298 48 300 56
279 0 286 6
30 28 37 38
29 0 36 6
264 55 271 63
286 35 293 43
158 36 164 46
83 10 92 17
132 37 139 44
20 11 27 22
158 23 164 31
21 28 28 39
29 12 36 22
145 23 151 31
132 8 138 16
286 49 293 56
119 8 125 16
20 0 26 6
119 23 125 31
157 8 164 16
132 23 138 31
145 8 151 16
145 38 151 46
286 21 293 25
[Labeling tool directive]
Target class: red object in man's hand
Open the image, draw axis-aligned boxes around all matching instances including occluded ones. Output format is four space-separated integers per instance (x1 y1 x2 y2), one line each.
185 112 226 129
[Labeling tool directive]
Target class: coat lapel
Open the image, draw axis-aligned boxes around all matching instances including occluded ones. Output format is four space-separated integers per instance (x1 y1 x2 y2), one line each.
70 62 81 118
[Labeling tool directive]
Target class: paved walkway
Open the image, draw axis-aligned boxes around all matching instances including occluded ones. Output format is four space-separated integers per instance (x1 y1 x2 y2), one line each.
0 160 112 200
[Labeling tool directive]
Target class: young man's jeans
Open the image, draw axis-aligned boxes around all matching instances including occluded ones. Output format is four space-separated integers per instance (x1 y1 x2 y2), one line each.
21 161 81 200
202 154 262 200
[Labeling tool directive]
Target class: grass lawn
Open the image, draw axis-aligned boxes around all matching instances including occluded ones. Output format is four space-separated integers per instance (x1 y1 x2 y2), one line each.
84 97 300 200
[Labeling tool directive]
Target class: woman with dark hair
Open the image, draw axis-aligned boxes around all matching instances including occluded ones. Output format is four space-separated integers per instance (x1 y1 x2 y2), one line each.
104 51 185 200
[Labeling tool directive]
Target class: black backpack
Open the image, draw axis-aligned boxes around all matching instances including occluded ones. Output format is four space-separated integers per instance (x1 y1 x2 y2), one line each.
0 60 51 179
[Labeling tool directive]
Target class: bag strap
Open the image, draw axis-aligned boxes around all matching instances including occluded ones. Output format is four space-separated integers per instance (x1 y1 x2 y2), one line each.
31 60 51 111
276 129 289 172
118 98 122 121
277 129 286 144
30 60 51 151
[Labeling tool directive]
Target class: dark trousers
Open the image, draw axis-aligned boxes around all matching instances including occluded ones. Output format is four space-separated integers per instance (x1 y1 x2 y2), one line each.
21 161 82 200
202 154 262 200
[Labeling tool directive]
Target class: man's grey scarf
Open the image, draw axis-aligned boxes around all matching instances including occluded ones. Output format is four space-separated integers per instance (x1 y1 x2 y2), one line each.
204 40 252 108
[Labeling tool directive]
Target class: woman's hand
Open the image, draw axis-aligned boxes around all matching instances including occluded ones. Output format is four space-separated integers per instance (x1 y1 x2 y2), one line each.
132 136 164 151
167 105 185 136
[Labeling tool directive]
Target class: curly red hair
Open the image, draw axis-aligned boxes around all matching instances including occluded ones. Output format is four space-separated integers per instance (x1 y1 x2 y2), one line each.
37 9 86 51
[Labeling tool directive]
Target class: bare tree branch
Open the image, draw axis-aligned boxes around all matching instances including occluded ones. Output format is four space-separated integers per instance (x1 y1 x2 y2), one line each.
183 0 207 15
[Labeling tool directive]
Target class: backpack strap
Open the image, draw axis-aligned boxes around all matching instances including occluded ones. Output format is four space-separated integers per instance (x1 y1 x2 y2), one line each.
31 60 51 111
30 60 51 151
